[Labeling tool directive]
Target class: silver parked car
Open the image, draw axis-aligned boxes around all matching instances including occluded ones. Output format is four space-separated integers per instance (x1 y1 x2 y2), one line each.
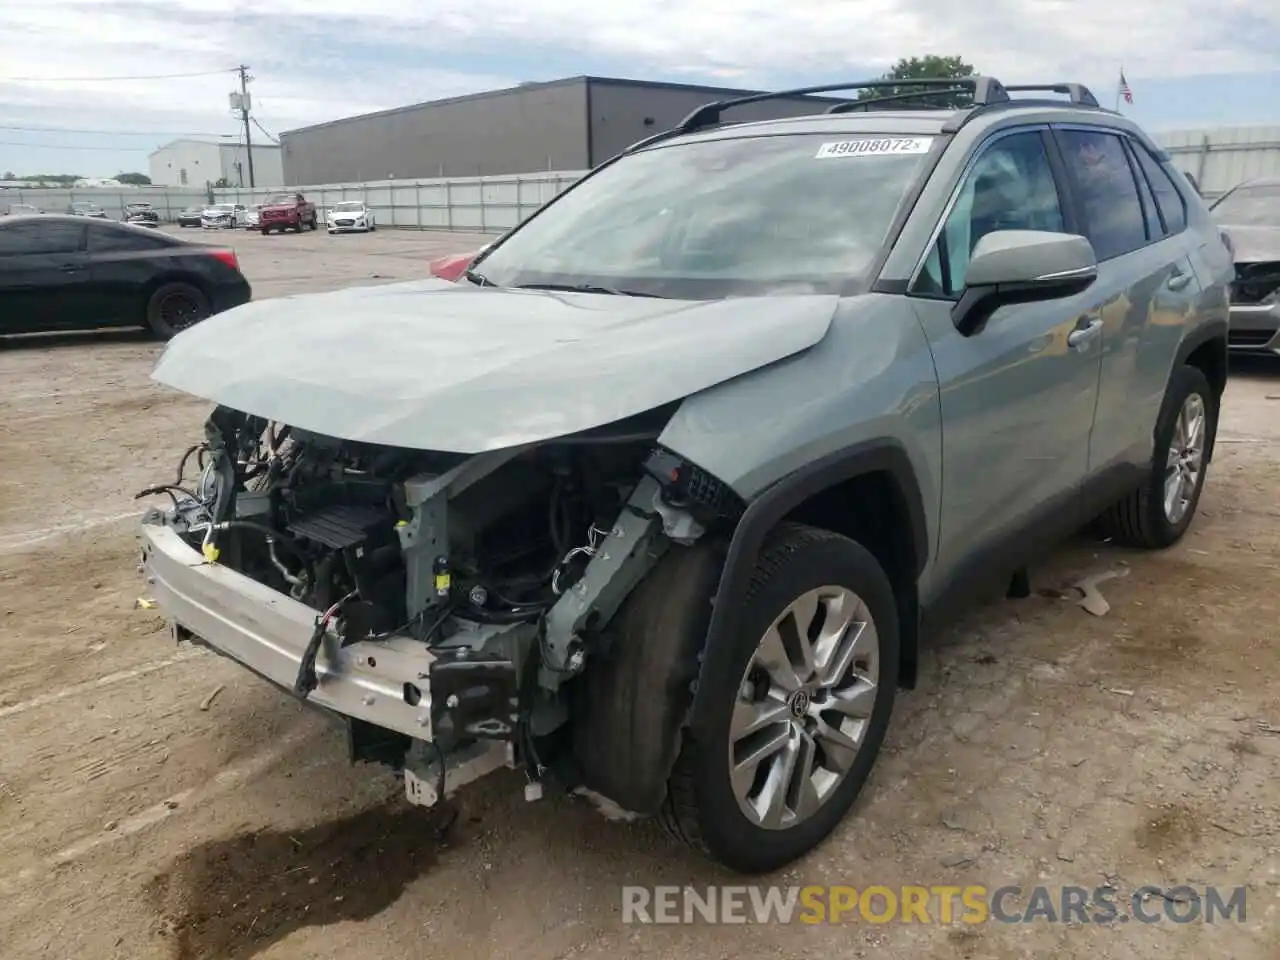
201 203 245 229
137 75 1230 874
1209 177 1280 354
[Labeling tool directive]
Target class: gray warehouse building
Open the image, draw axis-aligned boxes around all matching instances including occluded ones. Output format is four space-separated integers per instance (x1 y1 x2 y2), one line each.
279 76 846 185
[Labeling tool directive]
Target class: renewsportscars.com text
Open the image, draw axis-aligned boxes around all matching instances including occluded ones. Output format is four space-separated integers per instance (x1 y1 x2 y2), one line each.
622 884 1247 925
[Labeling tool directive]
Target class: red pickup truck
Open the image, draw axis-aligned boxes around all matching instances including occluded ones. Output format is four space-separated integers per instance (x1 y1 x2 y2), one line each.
258 192 318 234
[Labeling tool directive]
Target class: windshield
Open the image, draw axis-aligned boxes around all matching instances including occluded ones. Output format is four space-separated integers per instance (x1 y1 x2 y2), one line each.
1212 183 1280 227
473 132 934 298
333 202 364 212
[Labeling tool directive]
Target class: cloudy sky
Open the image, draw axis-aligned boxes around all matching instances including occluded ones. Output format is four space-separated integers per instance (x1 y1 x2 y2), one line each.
2 0 1279 177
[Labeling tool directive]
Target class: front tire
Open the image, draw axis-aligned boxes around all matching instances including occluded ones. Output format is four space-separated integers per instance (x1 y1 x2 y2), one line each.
661 523 899 873
145 282 210 340
1094 364 1216 548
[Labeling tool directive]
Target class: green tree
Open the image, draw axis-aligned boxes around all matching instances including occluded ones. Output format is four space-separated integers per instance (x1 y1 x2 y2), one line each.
2 171 14 180
115 171 152 185
858 55 978 109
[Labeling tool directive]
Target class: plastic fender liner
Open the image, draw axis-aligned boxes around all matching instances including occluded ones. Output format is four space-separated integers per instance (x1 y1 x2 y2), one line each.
571 538 725 816
689 439 928 732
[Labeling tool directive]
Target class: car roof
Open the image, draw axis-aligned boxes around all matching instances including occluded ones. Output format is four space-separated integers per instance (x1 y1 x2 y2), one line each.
3 213 90 225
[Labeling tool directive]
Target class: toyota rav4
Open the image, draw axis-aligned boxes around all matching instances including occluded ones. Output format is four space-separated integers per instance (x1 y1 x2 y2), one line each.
137 76 1231 874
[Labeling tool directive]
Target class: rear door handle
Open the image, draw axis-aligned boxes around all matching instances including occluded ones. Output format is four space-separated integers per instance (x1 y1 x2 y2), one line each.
1167 267 1192 291
1067 317 1104 351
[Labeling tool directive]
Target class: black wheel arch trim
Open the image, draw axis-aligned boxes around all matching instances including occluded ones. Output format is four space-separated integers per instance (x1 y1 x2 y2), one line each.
1173 317 1229 393
689 438 928 728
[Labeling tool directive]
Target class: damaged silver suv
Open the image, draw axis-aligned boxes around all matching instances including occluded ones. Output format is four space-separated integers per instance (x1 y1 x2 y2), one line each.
138 76 1232 873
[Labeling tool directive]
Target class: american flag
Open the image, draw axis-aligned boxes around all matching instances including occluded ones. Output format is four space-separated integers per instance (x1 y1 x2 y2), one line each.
1119 70 1134 104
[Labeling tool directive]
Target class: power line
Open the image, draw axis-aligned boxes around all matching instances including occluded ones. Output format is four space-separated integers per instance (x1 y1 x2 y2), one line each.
0 124 236 137
0 140 152 151
251 117 279 144
0 68 238 83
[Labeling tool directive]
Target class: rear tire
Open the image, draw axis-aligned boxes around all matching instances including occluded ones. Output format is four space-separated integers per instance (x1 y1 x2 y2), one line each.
1094 364 1216 548
660 522 899 873
145 282 210 340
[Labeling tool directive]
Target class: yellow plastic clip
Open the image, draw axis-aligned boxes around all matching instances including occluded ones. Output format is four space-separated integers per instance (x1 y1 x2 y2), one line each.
202 542 221 563
135 597 157 610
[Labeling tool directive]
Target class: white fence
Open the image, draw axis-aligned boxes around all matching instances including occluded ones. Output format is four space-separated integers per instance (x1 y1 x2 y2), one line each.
212 171 586 233
0 172 586 232
1153 125 1280 199
0 186 209 221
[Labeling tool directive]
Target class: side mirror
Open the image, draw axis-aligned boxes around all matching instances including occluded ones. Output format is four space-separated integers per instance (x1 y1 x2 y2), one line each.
952 230 1098 336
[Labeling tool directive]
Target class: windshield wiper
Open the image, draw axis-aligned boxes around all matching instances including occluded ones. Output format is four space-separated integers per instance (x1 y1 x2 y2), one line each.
514 282 661 297
463 269 493 286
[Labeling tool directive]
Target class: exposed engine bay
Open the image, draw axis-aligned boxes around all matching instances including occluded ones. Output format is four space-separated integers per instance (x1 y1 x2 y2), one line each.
137 403 741 809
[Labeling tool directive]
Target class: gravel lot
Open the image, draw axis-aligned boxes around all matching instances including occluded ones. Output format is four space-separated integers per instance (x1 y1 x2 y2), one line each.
1 226 1278 959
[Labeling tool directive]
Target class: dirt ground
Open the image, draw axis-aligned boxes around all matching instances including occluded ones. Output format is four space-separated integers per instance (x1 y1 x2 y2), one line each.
1 227 1278 959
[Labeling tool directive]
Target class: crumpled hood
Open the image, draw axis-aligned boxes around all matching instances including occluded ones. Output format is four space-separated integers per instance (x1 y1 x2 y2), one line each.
1220 224 1280 264
151 279 837 453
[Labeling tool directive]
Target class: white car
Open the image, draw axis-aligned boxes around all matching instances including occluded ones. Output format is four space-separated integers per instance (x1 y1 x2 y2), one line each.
243 206 261 230
201 203 245 229
327 202 376 234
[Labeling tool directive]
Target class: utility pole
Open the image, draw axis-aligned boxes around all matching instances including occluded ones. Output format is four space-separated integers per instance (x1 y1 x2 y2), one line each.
237 64 255 188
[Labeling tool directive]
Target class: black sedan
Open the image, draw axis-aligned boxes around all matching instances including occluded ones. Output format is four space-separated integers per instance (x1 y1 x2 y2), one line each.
176 205 204 228
0 215 251 339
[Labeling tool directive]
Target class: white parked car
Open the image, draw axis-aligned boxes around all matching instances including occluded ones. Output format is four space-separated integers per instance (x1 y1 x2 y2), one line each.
327 201 376 234
201 203 245 229
243 205 262 230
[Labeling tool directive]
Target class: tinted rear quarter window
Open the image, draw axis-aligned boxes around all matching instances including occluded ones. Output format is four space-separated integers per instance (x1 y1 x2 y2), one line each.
1131 145 1187 234
0 220 84 256
1057 129 1147 261
89 225 176 252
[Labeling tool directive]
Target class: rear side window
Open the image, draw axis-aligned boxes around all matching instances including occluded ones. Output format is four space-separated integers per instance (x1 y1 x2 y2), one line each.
1124 141 1163 242
89 225 174 252
1130 144 1187 235
1057 129 1147 261
0 220 83 256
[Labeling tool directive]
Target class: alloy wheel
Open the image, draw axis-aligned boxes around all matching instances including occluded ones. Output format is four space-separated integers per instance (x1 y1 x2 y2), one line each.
158 292 201 332
1164 393 1206 524
728 586 880 830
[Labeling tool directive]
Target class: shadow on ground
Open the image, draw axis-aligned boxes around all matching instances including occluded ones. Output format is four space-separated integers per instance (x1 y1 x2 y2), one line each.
145 800 456 960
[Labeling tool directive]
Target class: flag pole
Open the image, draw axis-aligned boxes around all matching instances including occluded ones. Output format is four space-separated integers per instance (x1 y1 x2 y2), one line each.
1114 64 1122 111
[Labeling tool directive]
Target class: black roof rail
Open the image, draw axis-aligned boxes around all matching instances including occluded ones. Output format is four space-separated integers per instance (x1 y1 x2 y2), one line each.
826 86 973 113
1003 83 1099 107
673 76 1009 136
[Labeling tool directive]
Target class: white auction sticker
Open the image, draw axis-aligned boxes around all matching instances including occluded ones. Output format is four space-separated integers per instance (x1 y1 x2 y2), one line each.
814 137 934 159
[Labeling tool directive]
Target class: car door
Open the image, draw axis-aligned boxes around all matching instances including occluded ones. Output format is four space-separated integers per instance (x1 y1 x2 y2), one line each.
1050 126 1202 476
86 222 178 325
907 127 1105 581
0 219 88 334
